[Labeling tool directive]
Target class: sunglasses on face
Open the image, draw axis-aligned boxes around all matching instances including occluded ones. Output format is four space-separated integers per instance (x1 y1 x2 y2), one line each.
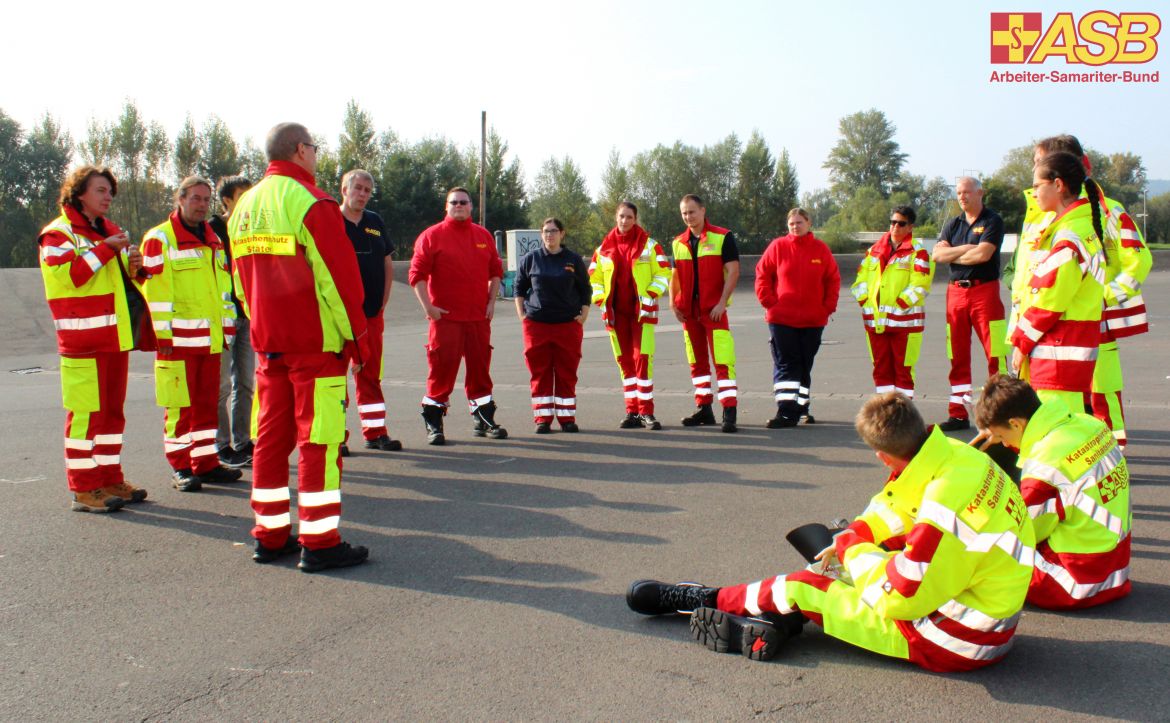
448 200 470 206
889 220 909 227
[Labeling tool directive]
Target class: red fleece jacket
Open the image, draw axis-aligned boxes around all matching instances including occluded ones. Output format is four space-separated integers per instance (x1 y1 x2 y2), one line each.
408 217 503 322
755 232 841 327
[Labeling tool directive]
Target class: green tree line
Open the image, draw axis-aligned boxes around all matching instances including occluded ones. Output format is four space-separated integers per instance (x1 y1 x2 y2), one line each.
1 102 1163 268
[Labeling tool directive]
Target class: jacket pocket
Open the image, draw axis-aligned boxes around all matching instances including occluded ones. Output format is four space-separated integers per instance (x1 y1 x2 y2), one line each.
309 375 347 444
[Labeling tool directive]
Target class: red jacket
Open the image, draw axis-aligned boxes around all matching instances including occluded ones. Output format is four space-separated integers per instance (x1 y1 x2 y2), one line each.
755 233 840 327
671 221 733 315
409 217 504 322
232 161 368 358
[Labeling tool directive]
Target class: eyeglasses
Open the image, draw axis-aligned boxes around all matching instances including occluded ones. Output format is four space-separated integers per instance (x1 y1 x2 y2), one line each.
1031 180 1054 191
448 199 470 206
301 142 319 152
889 220 909 227
541 229 561 235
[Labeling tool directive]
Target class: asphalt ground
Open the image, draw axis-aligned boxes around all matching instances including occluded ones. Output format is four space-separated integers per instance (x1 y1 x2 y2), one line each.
2 266 1169 721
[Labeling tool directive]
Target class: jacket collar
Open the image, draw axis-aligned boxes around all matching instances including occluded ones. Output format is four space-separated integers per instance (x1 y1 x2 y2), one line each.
168 210 220 249
266 160 315 186
885 426 951 498
1018 398 1072 459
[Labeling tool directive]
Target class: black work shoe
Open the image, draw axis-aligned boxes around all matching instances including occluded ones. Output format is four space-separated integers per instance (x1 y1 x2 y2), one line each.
339 443 351 457
534 422 552 434
171 468 201 492
217 447 235 468
766 414 798 429
689 607 796 661
626 579 719 615
560 422 580 433
640 414 662 430
721 407 738 434
253 537 300 564
364 435 403 451
220 447 250 469
802 414 816 425
421 405 446 446
196 466 244 485
619 412 644 429
681 404 717 427
298 541 370 573
471 401 508 439
939 416 971 432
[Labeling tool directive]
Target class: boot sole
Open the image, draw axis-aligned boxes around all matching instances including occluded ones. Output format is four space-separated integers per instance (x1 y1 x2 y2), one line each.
298 556 369 573
690 607 782 661
71 499 125 513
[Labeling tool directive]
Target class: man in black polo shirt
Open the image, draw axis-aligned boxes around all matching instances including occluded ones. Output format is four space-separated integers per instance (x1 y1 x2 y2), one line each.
931 176 1008 431
340 169 401 452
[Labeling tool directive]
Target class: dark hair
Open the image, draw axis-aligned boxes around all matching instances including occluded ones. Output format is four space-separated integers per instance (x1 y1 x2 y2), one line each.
680 193 704 207
974 374 1042 429
617 200 638 218
854 392 928 460
59 165 117 211
1035 134 1084 157
447 186 472 200
216 175 252 203
1035 151 1106 259
541 217 564 232
265 122 311 162
891 205 916 224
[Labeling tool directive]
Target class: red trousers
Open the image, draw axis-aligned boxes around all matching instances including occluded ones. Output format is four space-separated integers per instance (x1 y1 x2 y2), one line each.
158 351 221 475
61 351 128 492
946 282 1006 419
424 318 494 411
609 313 654 414
522 319 583 425
251 351 348 551
866 328 919 398
352 314 388 440
682 309 737 407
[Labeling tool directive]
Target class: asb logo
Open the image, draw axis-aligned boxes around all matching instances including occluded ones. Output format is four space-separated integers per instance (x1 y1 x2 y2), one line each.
990 11 1161 65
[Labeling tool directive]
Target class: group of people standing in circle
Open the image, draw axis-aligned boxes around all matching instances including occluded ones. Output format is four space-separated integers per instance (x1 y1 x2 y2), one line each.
511 195 841 437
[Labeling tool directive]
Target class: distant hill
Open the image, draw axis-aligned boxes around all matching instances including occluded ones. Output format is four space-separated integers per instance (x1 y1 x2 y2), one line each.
1149 179 1170 197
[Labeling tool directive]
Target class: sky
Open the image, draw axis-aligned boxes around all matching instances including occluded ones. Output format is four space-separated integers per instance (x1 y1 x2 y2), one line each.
4 0 1167 195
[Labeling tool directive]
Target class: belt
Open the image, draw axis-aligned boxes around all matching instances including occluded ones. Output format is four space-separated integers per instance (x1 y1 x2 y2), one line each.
951 279 991 288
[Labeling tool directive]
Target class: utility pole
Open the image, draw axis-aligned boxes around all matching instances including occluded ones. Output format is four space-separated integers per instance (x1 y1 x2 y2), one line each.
480 111 487 227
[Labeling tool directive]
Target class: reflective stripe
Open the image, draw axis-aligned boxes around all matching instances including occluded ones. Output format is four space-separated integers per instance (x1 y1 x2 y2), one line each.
869 503 905 537
636 391 653 400
93 454 120 465
636 379 653 388
532 408 554 418
894 387 914 398
82 250 103 273
64 438 94 450
553 397 576 406
770 575 796 614
143 255 165 267
744 581 763 615
42 244 72 259
164 441 190 453
468 395 491 408
951 384 972 393
1027 498 1061 518
876 385 895 393
717 379 736 388
173 337 211 348
153 321 172 332
93 434 123 445
623 390 638 399
422 397 446 407
172 318 211 330
299 490 342 507
54 314 118 331
912 617 1014 661
530 396 555 405
190 444 218 457
66 458 98 469
149 301 174 313
936 599 1019 633
1115 272 1139 289
918 501 1034 565
847 549 887 584
894 553 928 581
774 382 798 391
255 512 292 529
554 409 575 417
252 487 291 503
1034 556 1129 600
299 516 340 535
360 418 386 428
691 375 712 384
358 403 386 413
169 248 203 260
717 389 738 400
1033 247 1074 280
1031 345 1097 362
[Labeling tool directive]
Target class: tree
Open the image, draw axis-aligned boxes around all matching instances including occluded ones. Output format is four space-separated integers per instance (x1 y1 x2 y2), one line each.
238 138 267 182
823 109 907 199
12 115 73 266
173 115 200 182
627 141 703 239
467 128 527 233
338 100 380 173
109 100 171 235
79 117 114 167
799 188 837 229
1094 152 1146 209
819 186 888 251
596 149 631 223
698 133 741 227
197 116 240 185
773 148 800 219
527 156 596 253
378 136 472 250
736 130 779 248
1145 191 1170 244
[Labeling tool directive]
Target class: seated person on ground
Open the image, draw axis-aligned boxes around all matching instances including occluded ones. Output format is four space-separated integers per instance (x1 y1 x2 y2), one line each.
627 392 1035 673
973 374 1131 609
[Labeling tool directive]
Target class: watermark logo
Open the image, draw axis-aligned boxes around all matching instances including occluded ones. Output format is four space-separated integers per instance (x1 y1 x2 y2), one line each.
989 11 1161 83
990 13 1042 63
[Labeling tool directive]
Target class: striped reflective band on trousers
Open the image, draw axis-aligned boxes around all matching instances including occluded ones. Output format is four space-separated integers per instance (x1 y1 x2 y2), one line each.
359 402 386 428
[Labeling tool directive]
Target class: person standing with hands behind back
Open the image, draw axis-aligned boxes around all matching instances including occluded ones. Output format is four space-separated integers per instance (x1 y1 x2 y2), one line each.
514 218 591 434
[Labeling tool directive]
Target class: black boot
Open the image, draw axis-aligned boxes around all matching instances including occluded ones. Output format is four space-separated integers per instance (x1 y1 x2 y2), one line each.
472 401 508 439
619 412 644 429
689 607 804 661
721 406 738 433
766 403 797 429
681 404 716 427
626 579 719 615
421 405 446 446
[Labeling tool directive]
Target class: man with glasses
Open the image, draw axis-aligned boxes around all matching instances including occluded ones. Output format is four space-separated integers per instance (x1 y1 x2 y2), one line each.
932 177 1007 431
409 187 507 444
228 122 372 572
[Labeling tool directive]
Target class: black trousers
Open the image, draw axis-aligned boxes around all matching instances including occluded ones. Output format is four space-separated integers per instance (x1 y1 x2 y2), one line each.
768 324 824 421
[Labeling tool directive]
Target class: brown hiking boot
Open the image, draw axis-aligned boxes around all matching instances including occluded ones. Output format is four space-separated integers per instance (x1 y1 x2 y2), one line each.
71 488 126 513
103 481 147 503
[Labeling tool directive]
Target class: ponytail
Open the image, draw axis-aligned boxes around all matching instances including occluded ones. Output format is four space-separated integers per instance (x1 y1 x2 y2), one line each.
1084 177 1109 266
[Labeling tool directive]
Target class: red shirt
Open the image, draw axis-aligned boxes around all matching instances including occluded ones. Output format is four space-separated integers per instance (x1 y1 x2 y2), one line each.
754 233 841 327
408 217 503 322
